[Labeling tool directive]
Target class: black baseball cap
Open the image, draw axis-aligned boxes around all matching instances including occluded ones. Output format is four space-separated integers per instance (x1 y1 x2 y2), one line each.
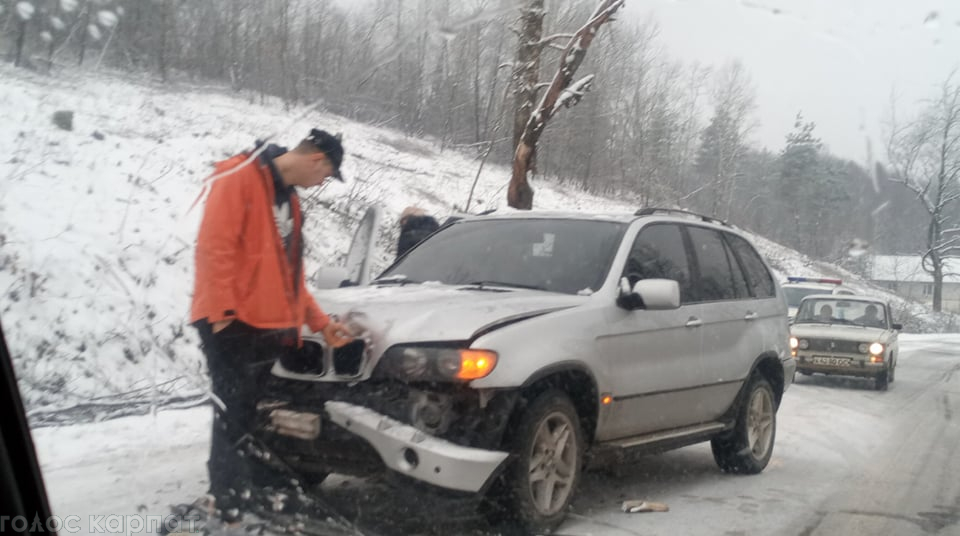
307 129 345 181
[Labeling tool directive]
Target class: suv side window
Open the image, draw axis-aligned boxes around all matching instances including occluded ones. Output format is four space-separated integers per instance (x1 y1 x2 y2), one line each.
623 223 694 303
687 226 739 302
723 236 751 298
725 233 776 298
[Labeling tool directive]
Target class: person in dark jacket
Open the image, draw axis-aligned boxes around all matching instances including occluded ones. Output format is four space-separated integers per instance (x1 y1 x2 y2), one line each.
397 206 440 258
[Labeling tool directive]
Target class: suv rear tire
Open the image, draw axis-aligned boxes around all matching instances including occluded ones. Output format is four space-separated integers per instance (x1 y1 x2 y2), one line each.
500 390 584 534
712 376 776 474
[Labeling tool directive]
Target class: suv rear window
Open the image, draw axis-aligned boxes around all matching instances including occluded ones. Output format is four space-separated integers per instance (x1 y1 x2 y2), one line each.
688 226 740 302
726 234 776 298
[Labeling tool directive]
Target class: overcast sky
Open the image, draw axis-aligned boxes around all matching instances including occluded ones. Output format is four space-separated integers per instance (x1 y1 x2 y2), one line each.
624 0 960 162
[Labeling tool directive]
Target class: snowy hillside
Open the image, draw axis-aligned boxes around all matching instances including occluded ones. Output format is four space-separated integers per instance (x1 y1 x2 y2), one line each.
0 65 951 414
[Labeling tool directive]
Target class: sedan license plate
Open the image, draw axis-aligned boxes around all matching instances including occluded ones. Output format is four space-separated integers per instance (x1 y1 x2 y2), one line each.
270 409 321 440
812 356 852 367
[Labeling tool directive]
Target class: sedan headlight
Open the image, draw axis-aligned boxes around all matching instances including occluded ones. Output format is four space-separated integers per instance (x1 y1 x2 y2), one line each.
869 342 884 355
379 345 498 382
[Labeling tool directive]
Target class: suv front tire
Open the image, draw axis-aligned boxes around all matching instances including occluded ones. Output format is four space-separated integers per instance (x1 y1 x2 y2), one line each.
501 390 584 534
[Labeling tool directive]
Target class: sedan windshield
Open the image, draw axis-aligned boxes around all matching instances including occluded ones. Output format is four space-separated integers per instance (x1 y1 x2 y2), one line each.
795 298 888 329
380 219 626 295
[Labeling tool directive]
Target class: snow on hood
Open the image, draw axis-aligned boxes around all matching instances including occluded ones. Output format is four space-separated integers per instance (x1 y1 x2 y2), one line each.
312 283 585 348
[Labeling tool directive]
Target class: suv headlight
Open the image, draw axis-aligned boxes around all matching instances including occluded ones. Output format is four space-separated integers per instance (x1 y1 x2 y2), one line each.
798 339 809 350
858 343 869 354
379 345 498 382
869 342 884 355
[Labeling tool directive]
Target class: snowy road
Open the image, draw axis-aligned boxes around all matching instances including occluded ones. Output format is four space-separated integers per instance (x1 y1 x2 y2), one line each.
30 334 960 536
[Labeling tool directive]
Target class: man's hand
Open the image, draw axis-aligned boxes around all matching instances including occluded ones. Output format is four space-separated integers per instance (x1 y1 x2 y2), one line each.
212 319 234 333
322 321 354 348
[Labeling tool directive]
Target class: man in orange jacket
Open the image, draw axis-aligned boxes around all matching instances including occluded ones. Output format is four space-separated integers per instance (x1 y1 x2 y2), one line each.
191 129 352 522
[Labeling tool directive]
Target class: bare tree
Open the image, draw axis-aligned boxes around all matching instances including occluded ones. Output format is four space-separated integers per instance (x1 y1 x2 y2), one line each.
693 61 756 219
508 0 624 209
886 73 960 312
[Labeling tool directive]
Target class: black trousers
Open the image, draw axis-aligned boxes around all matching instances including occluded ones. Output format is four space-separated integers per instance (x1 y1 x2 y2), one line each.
195 320 295 513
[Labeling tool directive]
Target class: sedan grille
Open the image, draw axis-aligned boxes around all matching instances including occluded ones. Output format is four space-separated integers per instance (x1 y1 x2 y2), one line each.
806 339 861 354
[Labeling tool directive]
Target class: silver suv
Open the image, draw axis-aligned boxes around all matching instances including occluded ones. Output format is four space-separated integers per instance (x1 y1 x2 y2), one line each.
257 208 794 533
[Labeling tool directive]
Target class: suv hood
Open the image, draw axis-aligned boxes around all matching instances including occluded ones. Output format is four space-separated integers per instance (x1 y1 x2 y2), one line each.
790 323 893 342
314 283 585 346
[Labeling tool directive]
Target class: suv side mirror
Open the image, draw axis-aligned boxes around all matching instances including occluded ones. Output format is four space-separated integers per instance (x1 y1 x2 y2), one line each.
617 278 680 311
314 267 352 289
892 322 903 331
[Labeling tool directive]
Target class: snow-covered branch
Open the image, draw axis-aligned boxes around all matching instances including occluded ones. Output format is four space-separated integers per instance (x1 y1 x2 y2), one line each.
535 33 576 46
551 74 595 115
934 235 960 251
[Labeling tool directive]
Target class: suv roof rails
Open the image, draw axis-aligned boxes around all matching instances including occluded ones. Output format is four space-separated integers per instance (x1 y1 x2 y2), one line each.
634 207 731 227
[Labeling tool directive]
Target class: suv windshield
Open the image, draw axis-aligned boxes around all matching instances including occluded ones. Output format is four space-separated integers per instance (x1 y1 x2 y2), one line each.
795 298 888 329
381 219 626 295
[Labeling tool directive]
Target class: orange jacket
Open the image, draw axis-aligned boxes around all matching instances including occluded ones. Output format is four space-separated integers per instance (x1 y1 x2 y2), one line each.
190 153 330 333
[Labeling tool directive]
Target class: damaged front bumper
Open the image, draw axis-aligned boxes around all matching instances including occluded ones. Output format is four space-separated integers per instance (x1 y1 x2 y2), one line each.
324 401 509 493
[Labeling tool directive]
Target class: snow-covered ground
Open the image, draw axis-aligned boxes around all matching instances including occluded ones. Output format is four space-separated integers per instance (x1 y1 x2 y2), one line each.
0 64 954 415
30 335 960 535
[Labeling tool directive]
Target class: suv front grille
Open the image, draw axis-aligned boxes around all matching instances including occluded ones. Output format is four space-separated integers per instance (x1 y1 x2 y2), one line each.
276 339 369 378
279 340 325 374
806 339 861 354
333 339 366 376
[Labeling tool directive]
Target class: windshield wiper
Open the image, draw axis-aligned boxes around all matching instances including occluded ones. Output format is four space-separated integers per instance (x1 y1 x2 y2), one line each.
465 280 546 291
372 275 420 286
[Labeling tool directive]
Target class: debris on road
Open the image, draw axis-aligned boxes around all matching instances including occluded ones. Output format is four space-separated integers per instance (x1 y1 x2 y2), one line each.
621 500 669 513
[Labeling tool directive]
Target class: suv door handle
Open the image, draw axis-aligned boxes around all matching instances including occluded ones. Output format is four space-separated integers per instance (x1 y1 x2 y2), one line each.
685 317 703 328
745 312 759 321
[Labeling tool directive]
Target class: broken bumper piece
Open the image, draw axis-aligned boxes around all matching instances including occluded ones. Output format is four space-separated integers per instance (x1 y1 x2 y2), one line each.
324 401 509 493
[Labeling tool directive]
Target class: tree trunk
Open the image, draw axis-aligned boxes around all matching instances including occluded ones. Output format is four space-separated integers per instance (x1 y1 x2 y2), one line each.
278 0 291 105
933 265 943 312
78 8 90 66
510 142 536 209
928 216 944 312
473 26 483 143
512 0 544 154
14 20 28 67
482 37 504 141
395 0 405 130
229 0 241 90
157 3 169 81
